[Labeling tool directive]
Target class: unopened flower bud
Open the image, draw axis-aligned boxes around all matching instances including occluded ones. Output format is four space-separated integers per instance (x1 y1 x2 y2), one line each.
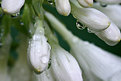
95 23 121 46
1 0 25 14
78 0 93 7
51 45 83 81
71 4 110 31
28 20 51 73
55 0 71 16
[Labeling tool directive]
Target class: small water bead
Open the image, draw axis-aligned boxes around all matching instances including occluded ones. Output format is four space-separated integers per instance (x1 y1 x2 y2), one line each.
41 56 48 64
20 22 24 26
76 21 86 30
87 28 95 33
100 3 107 7
11 12 20 18
47 0 54 5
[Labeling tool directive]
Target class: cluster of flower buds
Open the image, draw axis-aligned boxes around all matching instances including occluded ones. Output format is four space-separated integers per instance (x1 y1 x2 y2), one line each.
45 11 121 81
53 0 121 46
1 0 121 81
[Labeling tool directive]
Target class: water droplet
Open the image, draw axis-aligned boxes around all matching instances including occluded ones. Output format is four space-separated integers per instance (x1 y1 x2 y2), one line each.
76 20 86 30
100 3 107 7
11 12 20 18
47 0 54 5
41 56 48 64
87 28 94 33
20 22 24 26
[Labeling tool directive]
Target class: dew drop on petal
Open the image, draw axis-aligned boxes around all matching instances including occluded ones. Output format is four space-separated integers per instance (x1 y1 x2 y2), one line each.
87 28 93 33
11 12 20 18
87 28 95 33
47 0 54 5
76 20 86 30
20 22 24 26
100 3 107 7
41 56 48 64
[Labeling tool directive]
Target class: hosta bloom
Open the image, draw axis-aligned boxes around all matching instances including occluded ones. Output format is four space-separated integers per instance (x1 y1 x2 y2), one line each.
28 20 51 73
71 1 110 31
45 11 121 81
45 11 119 46
77 0 93 7
55 0 71 16
50 45 83 81
1 0 25 14
95 23 121 46
96 0 121 4
94 3 121 29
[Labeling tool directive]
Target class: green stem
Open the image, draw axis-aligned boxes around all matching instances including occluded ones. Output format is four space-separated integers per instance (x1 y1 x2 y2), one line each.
0 35 11 81
44 21 59 46
45 11 77 45
32 0 44 19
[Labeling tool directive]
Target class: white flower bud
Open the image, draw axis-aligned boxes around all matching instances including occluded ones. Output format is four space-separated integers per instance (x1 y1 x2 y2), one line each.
95 23 121 46
55 0 71 16
69 36 121 81
28 21 51 73
71 5 111 31
94 3 121 29
51 45 83 81
1 0 25 14
96 0 121 4
77 0 93 7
